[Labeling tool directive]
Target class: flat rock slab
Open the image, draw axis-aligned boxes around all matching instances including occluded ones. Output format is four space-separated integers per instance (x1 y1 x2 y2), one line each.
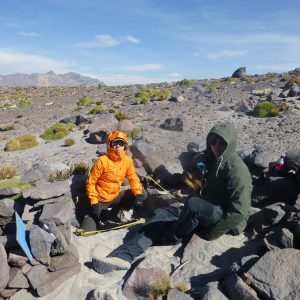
171 233 261 287
247 249 300 300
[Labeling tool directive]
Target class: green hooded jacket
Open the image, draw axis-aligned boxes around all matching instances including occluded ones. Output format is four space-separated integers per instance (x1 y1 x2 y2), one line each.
201 122 252 240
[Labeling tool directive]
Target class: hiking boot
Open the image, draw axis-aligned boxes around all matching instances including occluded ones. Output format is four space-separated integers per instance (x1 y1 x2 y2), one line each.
91 256 130 274
81 215 97 232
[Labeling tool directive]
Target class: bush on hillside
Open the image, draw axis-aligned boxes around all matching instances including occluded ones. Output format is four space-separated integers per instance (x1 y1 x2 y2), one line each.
18 100 32 107
90 105 106 114
64 138 75 146
135 89 172 104
252 101 280 118
176 79 194 87
115 112 128 121
77 96 93 106
5 135 39 151
40 123 70 140
128 128 142 139
0 164 16 180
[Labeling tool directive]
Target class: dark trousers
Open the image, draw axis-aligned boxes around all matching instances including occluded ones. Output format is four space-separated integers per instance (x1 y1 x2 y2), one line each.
108 197 223 263
91 189 147 222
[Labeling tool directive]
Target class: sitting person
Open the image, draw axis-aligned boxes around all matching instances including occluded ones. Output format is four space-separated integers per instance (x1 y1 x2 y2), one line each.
83 131 146 229
91 122 253 274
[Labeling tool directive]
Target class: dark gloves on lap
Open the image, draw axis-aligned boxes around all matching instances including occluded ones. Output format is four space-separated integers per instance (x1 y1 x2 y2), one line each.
134 194 146 207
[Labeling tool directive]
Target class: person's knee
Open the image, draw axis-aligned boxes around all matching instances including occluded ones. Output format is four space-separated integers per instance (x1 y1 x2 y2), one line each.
186 197 201 214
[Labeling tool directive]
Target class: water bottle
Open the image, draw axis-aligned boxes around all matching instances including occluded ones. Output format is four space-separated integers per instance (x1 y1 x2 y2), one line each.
275 156 285 170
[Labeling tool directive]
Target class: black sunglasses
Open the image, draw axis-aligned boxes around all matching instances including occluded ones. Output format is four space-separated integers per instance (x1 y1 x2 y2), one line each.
209 136 227 146
111 140 126 147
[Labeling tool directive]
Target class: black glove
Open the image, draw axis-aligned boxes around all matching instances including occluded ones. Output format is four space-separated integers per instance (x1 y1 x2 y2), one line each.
91 203 103 222
134 194 145 207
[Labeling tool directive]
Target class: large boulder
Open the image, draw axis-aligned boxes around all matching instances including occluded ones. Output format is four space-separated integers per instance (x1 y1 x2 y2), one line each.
246 249 300 300
232 67 246 78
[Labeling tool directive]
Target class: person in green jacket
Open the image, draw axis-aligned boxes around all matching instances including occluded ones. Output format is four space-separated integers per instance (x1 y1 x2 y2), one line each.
91 121 253 274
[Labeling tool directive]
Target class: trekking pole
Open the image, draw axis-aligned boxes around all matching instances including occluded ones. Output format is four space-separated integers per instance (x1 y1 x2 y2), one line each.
146 175 177 199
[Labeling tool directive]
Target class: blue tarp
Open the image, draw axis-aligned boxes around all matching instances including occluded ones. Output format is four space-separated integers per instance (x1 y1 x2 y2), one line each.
15 212 34 263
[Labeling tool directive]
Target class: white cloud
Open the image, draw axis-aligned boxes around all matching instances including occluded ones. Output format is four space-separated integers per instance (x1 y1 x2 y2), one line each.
168 73 182 77
123 35 140 44
17 31 41 37
0 48 74 74
206 50 248 60
75 34 120 48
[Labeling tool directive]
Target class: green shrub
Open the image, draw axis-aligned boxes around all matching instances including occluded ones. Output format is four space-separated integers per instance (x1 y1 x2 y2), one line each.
135 89 172 104
0 177 31 190
280 76 300 85
252 101 280 118
115 112 128 121
48 170 71 183
90 105 105 114
5 135 39 151
176 79 193 87
202 80 221 93
17 100 32 107
64 138 75 146
40 123 70 140
128 128 141 139
0 164 16 180
109 108 116 113
77 96 92 106
66 123 77 131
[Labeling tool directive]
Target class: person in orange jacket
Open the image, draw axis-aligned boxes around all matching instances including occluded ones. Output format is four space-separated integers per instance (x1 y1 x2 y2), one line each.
86 131 146 226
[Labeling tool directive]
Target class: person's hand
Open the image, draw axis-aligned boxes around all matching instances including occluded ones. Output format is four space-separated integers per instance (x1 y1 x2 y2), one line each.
134 194 146 207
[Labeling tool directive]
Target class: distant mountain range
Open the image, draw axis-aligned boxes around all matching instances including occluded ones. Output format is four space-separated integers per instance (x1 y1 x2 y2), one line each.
0 71 104 87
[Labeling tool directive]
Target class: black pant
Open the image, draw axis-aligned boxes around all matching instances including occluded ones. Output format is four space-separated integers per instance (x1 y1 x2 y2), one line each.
91 189 147 222
108 197 223 263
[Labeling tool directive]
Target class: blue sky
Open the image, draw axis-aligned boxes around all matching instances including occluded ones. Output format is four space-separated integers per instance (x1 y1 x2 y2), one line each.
0 0 300 85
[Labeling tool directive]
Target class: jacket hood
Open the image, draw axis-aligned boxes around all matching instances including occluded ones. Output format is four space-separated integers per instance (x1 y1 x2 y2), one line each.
206 121 237 161
106 131 129 161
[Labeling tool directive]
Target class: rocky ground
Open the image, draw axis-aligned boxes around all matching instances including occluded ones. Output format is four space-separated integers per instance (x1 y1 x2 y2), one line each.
0 68 300 300
0 69 299 172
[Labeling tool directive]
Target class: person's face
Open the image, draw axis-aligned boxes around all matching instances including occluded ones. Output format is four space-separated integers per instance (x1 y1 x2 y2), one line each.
111 139 126 153
208 134 227 159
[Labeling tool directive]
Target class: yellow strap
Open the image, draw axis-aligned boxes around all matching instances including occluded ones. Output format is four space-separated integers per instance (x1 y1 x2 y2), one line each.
146 175 176 198
75 218 146 236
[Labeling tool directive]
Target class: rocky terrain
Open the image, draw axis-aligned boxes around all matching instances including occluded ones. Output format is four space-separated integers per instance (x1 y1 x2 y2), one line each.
0 68 299 299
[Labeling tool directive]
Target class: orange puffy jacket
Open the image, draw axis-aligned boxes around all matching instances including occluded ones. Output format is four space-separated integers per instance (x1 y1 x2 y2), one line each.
86 131 143 205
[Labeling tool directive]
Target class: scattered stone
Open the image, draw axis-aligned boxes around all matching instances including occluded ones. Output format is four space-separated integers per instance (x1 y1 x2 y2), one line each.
0 244 9 292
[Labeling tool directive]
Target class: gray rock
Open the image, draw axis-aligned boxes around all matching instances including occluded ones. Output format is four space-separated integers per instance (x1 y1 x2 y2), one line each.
232 67 246 78
0 288 18 299
194 282 228 300
279 228 294 248
9 289 34 300
263 205 286 225
25 264 48 290
0 198 18 217
122 245 181 300
117 119 134 133
246 249 300 300
167 288 193 300
40 200 75 225
20 163 52 184
8 250 28 267
289 84 300 97
0 244 10 292
285 149 300 171
223 274 259 300
60 114 87 125
49 243 79 271
36 263 81 297
131 139 163 174
161 117 193 132
29 224 55 265
29 180 70 200
0 187 21 196
86 290 115 300
87 114 119 144
8 267 29 289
